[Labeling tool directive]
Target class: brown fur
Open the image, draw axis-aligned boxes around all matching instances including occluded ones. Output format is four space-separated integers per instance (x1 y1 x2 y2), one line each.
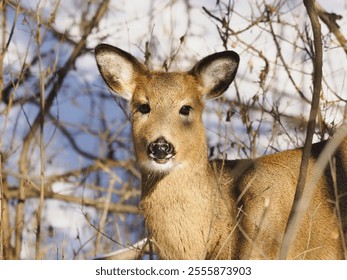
95 44 347 259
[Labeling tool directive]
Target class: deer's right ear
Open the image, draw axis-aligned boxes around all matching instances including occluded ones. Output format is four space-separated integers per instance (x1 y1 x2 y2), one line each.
95 44 146 100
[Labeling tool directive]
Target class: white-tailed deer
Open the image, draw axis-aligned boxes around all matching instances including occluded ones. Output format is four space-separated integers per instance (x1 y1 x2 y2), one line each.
95 44 347 259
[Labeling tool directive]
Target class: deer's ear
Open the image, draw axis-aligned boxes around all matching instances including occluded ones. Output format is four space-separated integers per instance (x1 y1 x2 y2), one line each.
189 51 239 100
95 44 146 100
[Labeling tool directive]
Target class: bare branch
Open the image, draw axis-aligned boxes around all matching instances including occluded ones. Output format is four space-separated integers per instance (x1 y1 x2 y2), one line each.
315 2 347 56
279 0 324 259
94 238 149 260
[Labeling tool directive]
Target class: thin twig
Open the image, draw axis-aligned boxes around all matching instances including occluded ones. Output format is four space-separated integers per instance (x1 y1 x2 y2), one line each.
267 5 310 104
330 157 347 258
93 238 149 260
35 8 46 259
0 154 3 259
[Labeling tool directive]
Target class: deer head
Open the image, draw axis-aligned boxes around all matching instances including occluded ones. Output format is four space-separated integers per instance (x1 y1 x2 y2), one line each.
95 44 239 173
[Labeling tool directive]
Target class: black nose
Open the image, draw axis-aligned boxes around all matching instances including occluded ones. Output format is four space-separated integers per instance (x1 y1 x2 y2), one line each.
148 137 175 160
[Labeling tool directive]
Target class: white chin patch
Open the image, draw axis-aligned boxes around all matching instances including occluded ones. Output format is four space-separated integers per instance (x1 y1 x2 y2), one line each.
143 159 175 172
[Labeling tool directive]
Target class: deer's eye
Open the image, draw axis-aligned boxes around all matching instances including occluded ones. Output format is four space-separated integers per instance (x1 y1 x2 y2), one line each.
137 104 151 114
179 105 192 116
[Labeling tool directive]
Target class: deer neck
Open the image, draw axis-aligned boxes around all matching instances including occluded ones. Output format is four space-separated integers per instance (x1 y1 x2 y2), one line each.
139 155 236 259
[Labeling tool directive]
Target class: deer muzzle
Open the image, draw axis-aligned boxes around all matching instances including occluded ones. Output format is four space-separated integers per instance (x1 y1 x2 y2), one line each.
148 137 175 164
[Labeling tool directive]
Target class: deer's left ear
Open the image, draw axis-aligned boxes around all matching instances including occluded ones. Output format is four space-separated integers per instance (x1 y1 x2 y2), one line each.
189 51 239 100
